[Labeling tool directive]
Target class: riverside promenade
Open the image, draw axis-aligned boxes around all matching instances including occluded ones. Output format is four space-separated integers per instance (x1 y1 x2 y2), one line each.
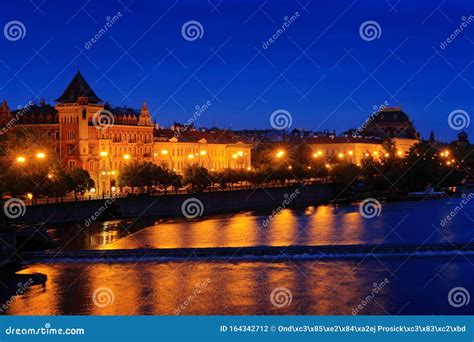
3 183 334 224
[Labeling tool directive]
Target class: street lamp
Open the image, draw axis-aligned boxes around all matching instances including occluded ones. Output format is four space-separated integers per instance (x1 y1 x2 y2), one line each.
276 150 285 159
16 156 26 163
161 149 174 169
36 152 46 159
123 154 131 160
99 151 112 195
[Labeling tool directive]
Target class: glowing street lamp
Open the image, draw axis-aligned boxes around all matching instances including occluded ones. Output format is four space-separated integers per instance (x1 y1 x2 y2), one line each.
100 151 108 157
16 156 26 163
385 153 390 157
338 153 344 159
188 154 194 160
237 151 243 157
123 154 131 160
276 150 285 159
200 150 207 156
161 149 169 155
348 151 353 156
312 153 319 158
397 151 403 157
36 152 46 159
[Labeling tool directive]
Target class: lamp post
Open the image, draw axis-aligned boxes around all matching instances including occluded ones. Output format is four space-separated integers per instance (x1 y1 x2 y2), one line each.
161 149 174 169
99 151 112 195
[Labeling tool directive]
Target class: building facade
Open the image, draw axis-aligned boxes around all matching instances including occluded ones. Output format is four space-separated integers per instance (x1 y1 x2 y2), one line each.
1 71 251 193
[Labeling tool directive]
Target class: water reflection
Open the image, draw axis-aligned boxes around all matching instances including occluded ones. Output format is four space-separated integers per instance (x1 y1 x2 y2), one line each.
72 197 473 250
5 256 474 315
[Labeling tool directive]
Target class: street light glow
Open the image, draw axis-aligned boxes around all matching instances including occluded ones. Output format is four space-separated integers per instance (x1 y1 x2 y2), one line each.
100 151 108 157
237 151 243 157
200 150 207 155
161 150 169 155
276 150 285 158
16 156 26 163
123 154 130 160
188 154 194 159
36 152 46 159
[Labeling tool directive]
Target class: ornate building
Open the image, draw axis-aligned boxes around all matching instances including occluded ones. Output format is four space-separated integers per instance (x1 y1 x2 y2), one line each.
362 107 420 140
306 107 421 164
2 71 251 193
153 130 251 172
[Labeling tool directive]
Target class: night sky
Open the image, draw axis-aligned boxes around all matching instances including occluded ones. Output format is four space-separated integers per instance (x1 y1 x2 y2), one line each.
0 0 472 140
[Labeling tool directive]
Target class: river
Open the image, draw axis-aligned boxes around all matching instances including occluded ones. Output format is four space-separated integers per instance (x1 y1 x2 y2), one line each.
2 194 474 315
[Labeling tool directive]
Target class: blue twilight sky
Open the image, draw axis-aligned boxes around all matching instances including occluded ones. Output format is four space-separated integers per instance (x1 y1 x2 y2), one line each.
0 0 472 140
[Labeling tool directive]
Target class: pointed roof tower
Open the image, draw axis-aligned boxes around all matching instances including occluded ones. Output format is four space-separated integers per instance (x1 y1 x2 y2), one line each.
138 101 153 126
55 70 103 103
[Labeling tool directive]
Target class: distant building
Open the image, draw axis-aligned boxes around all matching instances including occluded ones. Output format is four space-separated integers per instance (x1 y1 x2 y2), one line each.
455 131 470 147
306 107 421 164
362 107 420 140
153 129 251 172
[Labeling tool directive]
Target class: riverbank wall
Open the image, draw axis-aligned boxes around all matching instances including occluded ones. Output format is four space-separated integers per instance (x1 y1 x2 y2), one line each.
6 183 334 224
0 233 17 269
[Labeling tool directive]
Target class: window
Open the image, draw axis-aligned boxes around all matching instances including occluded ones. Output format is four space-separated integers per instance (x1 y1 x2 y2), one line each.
68 145 76 155
68 160 76 170
67 131 76 140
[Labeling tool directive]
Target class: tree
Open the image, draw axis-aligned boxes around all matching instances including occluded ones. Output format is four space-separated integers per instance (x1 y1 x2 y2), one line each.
183 165 212 191
65 168 94 196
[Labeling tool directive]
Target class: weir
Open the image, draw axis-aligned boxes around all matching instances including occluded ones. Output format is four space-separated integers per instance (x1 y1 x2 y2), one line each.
20 243 474 263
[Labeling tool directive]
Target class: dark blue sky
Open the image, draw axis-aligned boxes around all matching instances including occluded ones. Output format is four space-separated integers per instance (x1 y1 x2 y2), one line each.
0 0 472 140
